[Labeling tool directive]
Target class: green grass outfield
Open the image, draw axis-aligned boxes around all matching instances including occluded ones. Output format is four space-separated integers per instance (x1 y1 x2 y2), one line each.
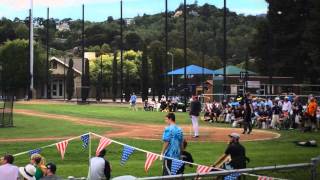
0 102 318 179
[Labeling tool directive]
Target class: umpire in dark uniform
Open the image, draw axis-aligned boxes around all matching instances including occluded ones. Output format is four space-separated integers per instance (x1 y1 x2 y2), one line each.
189 96 202 138
243 92 253 134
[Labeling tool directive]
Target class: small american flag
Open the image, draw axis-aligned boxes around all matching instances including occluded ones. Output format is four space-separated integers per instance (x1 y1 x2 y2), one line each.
56 140 69 160
28 148 41 156
224 172 241 180
120 145 135 165
96 137 112 156
196 165 212 174
257 176 273 180
171 159 184 175
145 152 159 172
81 134 90 148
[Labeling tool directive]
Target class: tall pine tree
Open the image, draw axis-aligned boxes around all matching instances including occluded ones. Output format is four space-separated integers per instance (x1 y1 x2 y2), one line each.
303 0 320 84
266 0 308 82
141 44 149 101
112 51 118 102
66 58 74 100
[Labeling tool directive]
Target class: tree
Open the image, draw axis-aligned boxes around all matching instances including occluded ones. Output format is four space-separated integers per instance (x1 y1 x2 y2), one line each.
112 51 118 101
66 58 75 100
0 39 45 95
141 44 149 101
101 43 111 53
302 0 320 84
149 40 165 100
265 0 308 81
0 18 16 44
125 32 142 51
14 23 29 39
82 58 90 101
107 16 114 23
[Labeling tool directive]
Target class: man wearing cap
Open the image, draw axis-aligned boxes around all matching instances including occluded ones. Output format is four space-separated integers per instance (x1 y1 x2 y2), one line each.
0 154 19 180
214 133 249 169
40 163 61 180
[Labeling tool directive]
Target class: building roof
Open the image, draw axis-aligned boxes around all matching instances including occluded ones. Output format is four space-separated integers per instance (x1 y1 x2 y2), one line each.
213 65 257 75
50 56 82 75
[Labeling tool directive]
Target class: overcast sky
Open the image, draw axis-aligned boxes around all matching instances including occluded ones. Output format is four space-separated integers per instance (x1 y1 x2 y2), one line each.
0 0 268 21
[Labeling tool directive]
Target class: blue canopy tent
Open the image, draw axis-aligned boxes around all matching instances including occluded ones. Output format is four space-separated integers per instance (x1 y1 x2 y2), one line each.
167 65 215 75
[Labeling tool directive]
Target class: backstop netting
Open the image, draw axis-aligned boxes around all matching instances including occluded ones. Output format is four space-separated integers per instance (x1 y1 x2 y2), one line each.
0 95 14 127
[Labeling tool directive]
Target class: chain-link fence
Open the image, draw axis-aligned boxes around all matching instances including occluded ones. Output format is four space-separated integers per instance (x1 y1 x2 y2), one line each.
138 156 320 180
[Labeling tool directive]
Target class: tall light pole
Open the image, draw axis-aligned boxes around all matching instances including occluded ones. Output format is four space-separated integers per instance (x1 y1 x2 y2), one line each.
29 0 34 99
165 0 168 99
167 52 174 88
120 0 124 103
46 7 50 99
81 4 85 101
223 0 227 99
183 0 187 111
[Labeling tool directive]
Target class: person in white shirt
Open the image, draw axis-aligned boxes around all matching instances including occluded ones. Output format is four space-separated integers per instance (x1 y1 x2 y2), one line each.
282 97 292 113
0 154 19 180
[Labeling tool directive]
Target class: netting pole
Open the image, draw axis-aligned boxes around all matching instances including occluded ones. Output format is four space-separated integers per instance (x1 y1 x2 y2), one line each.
87 132 92 179
311 156 320 180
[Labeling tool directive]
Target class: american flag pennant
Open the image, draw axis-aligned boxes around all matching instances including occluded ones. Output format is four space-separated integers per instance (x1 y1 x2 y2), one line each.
120 145 135 165
96 137 112 156
171 159 184 175
196 165 212 174
56 140 69 160
81 134 90 149
257 176 273 180
28 148 41 156
145 152 159 172
224 172 241 180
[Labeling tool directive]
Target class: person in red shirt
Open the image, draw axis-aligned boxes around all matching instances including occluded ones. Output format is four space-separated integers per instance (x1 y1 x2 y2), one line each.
305 97 318 132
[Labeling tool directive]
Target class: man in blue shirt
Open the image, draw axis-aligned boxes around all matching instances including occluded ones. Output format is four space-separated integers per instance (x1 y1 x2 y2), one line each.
161 113 184 175
130 92 137 111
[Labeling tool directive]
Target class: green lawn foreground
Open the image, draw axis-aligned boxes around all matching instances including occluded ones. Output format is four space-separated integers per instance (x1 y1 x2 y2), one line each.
0 102 318 179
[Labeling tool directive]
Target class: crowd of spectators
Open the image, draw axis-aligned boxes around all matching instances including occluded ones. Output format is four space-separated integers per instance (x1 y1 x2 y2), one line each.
203 94 320 132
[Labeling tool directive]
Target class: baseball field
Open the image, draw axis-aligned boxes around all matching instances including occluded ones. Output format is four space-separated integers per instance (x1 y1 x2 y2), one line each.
0 100 319 179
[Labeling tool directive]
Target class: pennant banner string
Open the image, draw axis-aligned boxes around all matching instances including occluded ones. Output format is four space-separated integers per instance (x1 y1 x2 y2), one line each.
13 132 220 171
12 132 280 178
91 132 216 169
13 133 90 157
